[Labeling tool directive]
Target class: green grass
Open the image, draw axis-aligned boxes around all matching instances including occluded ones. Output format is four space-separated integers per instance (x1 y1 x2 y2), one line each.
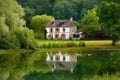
37 40 120 49
37 40 85 48
89 73 120 80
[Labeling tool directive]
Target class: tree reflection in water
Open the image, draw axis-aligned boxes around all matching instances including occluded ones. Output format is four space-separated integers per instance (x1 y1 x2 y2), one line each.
0 50 120 80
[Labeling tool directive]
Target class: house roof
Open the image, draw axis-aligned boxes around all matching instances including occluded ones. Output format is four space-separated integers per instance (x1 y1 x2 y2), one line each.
76 29 82 33
46 18 76 27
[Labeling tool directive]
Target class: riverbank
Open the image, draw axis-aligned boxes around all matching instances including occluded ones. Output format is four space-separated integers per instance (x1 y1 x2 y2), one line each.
0 40 120 53
37 40 120 49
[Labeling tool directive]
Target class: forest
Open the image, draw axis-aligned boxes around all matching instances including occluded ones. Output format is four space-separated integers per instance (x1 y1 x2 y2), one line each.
0 0 120 49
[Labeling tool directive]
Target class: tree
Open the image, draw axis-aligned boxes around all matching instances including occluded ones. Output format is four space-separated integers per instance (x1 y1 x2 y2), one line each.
0 17 9 37
0 0 37 49
17 0 102 27
74 21 81 29
98 1 120 45
30 14 53 39
12 27 37 49
17 0 56 15
103 0 120 3
52 0 78 19
0 0 25 31
24 6 35 28
68 0 102 19
81 8 100 39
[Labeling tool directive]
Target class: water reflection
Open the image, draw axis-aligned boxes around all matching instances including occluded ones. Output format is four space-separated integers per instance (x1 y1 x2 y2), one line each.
0 51 49 80
46 51 77 72
0 50 119 80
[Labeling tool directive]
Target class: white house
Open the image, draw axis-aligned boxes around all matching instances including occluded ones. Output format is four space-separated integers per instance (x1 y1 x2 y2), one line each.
46 18 83 39
46 52 77 72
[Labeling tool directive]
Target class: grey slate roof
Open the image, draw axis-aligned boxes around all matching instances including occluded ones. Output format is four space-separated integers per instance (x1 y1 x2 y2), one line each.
46 19 76 27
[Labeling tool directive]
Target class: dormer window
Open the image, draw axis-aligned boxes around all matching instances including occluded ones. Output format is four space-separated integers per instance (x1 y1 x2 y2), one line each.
52 22 54 24
51 22 56 26
62 22 65 25
59 22 65 27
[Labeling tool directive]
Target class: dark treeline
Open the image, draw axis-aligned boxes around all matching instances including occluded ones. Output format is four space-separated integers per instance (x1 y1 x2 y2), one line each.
17 0 101 20
17 0 102 39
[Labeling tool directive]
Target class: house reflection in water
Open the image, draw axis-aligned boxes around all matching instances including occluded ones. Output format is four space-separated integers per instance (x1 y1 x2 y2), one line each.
46 52 77 72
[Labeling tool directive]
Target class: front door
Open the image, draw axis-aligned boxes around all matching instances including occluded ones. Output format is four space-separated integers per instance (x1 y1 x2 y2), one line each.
55 34 59 39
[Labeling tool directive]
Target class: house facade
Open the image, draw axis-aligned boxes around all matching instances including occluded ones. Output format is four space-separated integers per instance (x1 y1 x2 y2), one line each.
46 18 82 39
46 52 77 72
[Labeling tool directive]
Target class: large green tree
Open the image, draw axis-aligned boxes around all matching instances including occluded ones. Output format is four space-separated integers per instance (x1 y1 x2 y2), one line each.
98 1 120 45
81 8 100 39
0 0 25 31
0 0 37 49
30 14 53 39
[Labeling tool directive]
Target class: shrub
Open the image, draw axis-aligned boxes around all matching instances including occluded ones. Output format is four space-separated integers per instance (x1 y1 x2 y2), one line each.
53 43 58 48
79 41 86 47
66 42 76 47
38 41 86 48
11 27 38 49
1 28 35 49
91 73 120 80
0 34 20 49
59 43 67 48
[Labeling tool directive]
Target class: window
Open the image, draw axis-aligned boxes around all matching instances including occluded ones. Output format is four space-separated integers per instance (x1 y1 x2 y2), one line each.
59 22 62 26
55 34 59 39
58 62 64 69
63 56 66 61
56 28 59 32
56 56 59 61
52 64 56 69
63 28 65 32
50 56 53 61
52 22 54 24
48 35 53 39
50 28 52 32
59 22 64 27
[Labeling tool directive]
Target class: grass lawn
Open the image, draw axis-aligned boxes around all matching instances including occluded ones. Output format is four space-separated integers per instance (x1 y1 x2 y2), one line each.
37 40 120 50
37 40 112 44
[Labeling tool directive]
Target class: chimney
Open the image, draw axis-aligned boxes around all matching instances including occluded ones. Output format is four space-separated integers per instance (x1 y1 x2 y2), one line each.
70 17 73 22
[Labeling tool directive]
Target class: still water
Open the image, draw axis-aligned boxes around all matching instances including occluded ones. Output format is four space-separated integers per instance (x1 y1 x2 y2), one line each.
0 50 120 80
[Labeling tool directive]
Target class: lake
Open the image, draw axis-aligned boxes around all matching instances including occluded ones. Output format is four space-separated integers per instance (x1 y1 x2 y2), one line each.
0 49 120 80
